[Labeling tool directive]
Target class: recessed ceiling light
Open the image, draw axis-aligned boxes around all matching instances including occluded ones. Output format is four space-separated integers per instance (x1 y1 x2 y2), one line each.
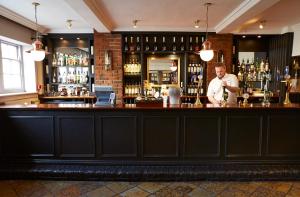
77 37 80 40
259 20 266 29
60 37 63 40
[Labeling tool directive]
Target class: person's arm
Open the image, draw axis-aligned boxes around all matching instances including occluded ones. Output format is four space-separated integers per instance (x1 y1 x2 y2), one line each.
222 76 239 93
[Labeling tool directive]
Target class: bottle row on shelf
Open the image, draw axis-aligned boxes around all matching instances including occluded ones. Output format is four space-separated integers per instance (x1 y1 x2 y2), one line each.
149 72 172 84
52 52 89 67
237 58 271 82
186 84 204 96
187 63 204 74
123 63 142 76
124 83 141 96
123 35 205 52
52 71 89 84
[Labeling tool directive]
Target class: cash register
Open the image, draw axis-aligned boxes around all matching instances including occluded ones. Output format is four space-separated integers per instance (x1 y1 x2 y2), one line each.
95 85 116 106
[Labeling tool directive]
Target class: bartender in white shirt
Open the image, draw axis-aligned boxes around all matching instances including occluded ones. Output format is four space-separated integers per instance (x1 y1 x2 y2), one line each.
207 63 239 105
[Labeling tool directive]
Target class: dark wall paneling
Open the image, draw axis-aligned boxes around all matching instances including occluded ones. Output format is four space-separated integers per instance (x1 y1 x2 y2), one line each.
238 36 269 52
225 115 263 158
268 33 294 94
142 115 179 158
183 115 221 158
97 115 137 158
267 114 300 157
2 116 54 157
57 115 95 158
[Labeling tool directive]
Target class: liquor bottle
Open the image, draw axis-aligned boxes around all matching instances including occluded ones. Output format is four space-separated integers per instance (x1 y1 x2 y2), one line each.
217 50 224 63
136 37 141 51
52 71 56 83
145 36 150 51
124 36 129 51
172 36 176 51
189 36 193 51
223 86 228 102
129 36 135 51
162 36 167 51
52 54 57 67
58 72 62 83
153 36 158 51
85 72 89 84
194 36 199 52
180 36 185 51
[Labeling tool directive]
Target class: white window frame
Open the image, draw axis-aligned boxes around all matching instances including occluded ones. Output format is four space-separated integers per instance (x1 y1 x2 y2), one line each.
0 39 25 94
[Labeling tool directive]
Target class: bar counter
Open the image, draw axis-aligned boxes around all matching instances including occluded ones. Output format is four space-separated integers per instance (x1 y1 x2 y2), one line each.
1 103 300 181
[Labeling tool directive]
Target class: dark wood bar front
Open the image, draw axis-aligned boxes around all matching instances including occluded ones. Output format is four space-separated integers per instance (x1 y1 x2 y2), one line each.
1 103 300 181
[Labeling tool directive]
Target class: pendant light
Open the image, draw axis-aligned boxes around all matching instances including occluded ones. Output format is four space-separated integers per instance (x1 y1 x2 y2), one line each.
199 3 214 62
27 2 48 61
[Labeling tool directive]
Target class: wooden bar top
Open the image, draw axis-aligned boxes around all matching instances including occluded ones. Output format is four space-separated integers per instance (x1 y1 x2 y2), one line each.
40 95 96 99
1 103 300 111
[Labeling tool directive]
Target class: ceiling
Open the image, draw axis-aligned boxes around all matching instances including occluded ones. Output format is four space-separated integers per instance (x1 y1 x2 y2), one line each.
1 0 300 35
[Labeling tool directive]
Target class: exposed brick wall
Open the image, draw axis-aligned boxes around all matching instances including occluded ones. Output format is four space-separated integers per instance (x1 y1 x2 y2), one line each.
206 34 233 87
94 32 123 104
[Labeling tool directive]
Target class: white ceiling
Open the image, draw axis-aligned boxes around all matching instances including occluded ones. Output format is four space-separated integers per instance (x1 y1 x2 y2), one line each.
1 0 300 34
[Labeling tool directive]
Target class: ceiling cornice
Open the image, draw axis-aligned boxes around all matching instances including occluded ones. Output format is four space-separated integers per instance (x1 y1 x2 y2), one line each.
0 5 48 34
215 0 260 33
215 0 280 34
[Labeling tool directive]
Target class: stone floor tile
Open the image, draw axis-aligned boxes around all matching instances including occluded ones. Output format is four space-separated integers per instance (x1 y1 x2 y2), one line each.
86 186 115 197
250 186 286 197
167 182 196 196
41 180 77 194
226 182 261 195
55 184 81 197
151 184 194 197
138 182 167 193
188 187 215 197
197 181 229 195
291 181 300 189
10 180 45 197
0 181 18 197
259 181 293 193
217 188 250 197
106 182 138 194
152 186 175 197
119 186 149 197
286 187 300 197
74 181 106 195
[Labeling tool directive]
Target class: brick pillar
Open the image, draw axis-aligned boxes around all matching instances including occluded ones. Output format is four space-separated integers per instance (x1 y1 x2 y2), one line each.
206 34 233 87
94 32 123 104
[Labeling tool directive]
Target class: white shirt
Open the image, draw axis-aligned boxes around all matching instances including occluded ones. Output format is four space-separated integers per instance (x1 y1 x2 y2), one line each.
207 73 239 104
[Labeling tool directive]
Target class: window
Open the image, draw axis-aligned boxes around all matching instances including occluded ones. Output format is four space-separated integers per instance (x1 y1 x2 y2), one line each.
0 40 25 93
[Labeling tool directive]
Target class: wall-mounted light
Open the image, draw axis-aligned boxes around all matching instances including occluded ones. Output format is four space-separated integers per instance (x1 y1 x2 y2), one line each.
104 50 112 70
242 35 246 38
257 35 261 38
194 20 200 28
133 20 139 28
66 19 72 29
259 20 266 29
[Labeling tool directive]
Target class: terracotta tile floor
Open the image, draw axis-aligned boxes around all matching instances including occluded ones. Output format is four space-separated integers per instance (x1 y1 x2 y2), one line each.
1 180 300 197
